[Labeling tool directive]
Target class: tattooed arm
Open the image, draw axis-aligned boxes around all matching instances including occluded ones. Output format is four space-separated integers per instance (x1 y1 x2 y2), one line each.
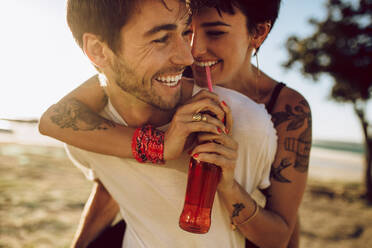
39 75 136 158
39 75 226 160
218 89 311 248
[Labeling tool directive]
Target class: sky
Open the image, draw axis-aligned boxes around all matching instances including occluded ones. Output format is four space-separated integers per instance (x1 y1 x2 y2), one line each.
0 0 370 143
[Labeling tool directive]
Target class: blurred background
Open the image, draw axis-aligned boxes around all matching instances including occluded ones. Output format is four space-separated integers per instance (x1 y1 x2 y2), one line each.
0 0 371 247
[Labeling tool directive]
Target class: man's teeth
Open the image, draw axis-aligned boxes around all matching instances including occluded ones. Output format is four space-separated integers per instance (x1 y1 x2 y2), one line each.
194 60 219 67
156 74 182 86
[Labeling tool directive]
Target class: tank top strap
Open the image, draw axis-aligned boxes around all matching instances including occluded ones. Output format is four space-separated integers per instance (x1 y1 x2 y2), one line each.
266 82 286 114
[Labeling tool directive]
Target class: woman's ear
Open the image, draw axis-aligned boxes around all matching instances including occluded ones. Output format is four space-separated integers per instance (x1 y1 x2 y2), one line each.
251 22 272 50
83 33 110 69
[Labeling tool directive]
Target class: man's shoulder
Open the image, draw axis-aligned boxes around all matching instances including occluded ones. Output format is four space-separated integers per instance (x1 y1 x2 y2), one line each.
64 144 100 181
214 85 257 105
185 83 275 133
214 86 270 121
213 86 276 139
99 99 128 126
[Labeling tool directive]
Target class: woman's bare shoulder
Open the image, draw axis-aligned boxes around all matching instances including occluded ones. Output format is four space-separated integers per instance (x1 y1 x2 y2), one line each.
274 85 311 112
270 85 312 142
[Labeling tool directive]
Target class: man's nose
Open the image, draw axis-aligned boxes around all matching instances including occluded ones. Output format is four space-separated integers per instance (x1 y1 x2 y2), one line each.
191 32 207 58
171 36 194 66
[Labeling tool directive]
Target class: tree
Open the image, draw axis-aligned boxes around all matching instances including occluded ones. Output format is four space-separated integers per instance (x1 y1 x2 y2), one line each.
283 0 372 203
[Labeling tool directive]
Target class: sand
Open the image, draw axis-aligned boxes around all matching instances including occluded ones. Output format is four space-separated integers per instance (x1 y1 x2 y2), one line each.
0 143 90 248
0 125 371 247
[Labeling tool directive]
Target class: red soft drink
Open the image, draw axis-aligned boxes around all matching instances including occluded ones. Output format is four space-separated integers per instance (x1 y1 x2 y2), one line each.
179 157 222 234
180 66 223 234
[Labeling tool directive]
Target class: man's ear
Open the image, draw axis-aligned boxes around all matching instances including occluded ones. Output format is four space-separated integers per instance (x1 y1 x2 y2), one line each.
250 22 272 50
83 33 110 69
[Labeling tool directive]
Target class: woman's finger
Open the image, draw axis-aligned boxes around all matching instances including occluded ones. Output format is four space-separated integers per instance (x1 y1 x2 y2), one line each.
192 98 225 121
191 142 237 161
197 133 238 149
186 121 224 136
219 100 233 136
171 114 224 136
193 152 235 170
192 113 226 133
180 98 225 122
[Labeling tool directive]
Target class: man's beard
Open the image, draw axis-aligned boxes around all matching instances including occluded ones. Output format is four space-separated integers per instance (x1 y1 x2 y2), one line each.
110 56 181 111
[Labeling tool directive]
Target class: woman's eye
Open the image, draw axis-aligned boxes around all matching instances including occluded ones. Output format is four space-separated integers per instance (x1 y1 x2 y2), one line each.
153 35 169 43
206 31 226 37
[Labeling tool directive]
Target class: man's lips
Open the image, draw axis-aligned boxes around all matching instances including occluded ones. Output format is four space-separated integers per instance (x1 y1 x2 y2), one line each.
154 73 182 87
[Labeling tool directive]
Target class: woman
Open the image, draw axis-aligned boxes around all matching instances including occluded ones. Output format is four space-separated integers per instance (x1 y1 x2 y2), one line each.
39 0 311 247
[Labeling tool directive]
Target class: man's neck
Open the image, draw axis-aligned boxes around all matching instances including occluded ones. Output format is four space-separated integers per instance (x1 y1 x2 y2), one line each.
104 79 194 128
107 89 172 128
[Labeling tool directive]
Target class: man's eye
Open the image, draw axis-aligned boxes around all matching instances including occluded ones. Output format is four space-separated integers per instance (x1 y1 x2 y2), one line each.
207 31 226 37
153 35 169 43
182 29 193 36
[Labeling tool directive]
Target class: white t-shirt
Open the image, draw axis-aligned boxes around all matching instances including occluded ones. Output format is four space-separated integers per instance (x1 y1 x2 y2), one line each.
66 85 277 248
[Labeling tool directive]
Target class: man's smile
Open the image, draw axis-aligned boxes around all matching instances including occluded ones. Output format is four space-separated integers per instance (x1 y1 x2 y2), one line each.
155 73 183 87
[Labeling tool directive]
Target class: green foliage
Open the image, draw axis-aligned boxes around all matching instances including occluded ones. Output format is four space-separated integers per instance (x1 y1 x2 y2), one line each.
283 0 372 203
283 0 372 103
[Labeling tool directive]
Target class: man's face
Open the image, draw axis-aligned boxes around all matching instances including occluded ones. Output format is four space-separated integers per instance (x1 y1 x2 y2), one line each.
106 0 193 110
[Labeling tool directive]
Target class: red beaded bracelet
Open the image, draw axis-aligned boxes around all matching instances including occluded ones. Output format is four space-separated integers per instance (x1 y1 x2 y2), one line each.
132 125 165 164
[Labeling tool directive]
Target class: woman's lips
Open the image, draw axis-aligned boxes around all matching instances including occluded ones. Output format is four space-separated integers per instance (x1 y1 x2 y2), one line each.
193 60 222 74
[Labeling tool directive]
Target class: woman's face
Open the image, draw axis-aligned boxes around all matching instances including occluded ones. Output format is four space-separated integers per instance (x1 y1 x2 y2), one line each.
191 6 253 86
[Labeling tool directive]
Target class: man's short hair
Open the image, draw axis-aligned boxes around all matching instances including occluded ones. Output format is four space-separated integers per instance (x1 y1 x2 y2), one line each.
66 0 189 53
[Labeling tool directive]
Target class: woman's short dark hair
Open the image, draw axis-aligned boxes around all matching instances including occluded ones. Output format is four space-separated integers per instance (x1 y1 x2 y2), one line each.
191 0 282 34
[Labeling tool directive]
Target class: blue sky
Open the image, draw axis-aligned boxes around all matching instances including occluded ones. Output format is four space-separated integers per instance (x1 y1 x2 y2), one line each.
0 0 370 143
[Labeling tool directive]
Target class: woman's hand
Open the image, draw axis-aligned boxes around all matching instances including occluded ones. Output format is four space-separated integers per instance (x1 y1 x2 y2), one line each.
191 132 238 191
164 90 227 161
188 99 237 191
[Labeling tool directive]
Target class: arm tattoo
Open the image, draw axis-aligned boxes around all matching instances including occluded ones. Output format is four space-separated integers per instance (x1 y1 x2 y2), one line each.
271 101 311 130
284 125 312 172
232 203 245 218
272 100 312 173
50 98 116 131
270 158 292 183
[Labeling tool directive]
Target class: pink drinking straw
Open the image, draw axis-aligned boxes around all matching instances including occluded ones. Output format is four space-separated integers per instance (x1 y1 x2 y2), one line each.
205 66 213 92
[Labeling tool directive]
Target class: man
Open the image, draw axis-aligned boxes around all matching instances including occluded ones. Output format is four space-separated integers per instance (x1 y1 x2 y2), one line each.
40 0 277 247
